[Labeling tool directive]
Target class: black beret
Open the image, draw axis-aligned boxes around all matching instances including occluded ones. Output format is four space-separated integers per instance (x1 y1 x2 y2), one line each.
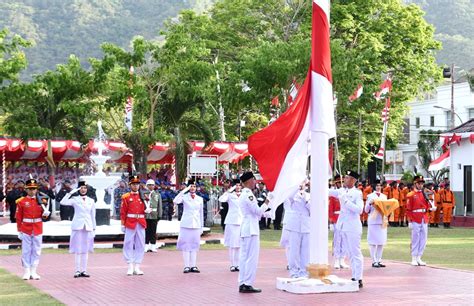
240 171 255 183
345 170 359 180
78 181 87 187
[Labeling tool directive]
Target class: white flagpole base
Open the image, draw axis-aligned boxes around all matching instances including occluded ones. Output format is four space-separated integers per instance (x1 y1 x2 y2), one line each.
276 275 359 294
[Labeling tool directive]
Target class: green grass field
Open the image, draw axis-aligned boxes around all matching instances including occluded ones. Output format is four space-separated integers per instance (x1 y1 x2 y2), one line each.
0 226 472 304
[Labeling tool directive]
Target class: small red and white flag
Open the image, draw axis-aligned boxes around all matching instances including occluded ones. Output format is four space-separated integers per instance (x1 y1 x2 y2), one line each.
374 97 391 159
249 0 335 207
381 97 391 122
428 149 450 171
288 80 301 106
348 84 363 102
271 95 280 108
374 78 392 101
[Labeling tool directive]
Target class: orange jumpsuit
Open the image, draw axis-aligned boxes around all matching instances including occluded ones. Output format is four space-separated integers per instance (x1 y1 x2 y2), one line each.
441 189 455 224
399 187 408 225
360 185 372 224
433 190 442 225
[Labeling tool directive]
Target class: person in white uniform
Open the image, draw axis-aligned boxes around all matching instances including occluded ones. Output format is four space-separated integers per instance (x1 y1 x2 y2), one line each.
285 183 310 278
365 180 388 268
279 199 293 270
238 172 269 293
173 181 204 273
60 180 96 278
329 170 364 288
219 179 243 272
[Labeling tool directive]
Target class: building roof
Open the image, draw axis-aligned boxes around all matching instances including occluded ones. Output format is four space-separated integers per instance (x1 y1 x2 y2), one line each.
446 119 474 134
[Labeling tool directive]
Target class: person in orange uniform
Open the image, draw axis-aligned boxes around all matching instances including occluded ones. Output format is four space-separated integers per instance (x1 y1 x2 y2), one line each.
440 183 455 228
398 182 408 227
121 174 149 276
16 179 50 280
432 185 442 227
406 175 433 266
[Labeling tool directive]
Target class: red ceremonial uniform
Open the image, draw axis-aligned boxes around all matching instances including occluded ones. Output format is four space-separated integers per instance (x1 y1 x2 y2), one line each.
16 196 43 235
328 196 341 223
406 191 430 224
121 192 147 229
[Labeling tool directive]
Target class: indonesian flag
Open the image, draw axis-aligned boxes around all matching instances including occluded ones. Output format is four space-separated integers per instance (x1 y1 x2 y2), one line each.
248 0 335 206
271 95 280 107
348 84 363 102
288 80 300 106
374 78 392 101
428 149 450 171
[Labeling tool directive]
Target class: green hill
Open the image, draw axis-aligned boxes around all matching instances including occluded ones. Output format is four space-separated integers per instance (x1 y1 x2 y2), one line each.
0 0 213 79
1 0 472 80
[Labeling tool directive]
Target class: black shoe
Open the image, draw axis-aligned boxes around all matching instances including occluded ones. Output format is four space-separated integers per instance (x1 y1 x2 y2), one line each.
372 262 380 268
230 266 237 272
74 271 81 278
352 278 363 288
235 266 239 271
190 267 200 273
80 271 90 277
239 284 262 293
378 262 386 268
183 267 190 273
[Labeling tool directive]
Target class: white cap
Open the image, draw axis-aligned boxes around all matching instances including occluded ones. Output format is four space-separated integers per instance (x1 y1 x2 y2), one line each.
146 179 155 185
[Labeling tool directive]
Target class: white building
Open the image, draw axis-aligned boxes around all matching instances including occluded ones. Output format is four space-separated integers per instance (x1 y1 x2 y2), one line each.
396 81 474 176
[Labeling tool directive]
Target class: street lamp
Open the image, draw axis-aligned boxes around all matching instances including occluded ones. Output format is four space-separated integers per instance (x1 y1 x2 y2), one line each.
433 105 463 126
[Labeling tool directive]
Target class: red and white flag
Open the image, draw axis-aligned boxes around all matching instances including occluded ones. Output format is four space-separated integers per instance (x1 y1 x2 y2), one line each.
348 84 363 102
374 78 392 101
381 97 391 122
375 97 391 159
428 149 450 171
248 0 335 206
287 80 301 106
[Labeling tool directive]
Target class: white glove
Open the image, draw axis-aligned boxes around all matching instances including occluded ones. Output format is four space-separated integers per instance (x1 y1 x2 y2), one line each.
18 233 23 241
329 224 334 232
267 192 274 201
70 187 81 194
228 186 236 193
92 230 96 238
121 225 126 233
42 211 51 218
144 207 152 214
408 223 413 229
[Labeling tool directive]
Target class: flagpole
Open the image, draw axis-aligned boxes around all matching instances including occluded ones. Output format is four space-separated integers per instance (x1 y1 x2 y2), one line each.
357 111 362 174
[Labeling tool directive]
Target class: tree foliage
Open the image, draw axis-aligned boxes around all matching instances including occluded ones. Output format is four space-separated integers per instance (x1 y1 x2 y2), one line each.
417 129 447 183
0 28 30 86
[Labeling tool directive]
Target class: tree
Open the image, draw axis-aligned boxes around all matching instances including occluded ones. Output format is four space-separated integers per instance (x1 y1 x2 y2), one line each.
0 28 30 86
417 129 448 184
0 55 98 174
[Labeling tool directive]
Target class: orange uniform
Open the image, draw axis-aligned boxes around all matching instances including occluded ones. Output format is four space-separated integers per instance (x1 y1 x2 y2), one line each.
433 190 442 225
398 187 409 226
121 192 147 230
440 189 455 226
15 196 44 235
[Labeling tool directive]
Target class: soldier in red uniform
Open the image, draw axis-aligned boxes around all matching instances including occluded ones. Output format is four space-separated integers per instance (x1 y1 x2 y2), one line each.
16 179 50 280
121 174 150 276
406 175 433 266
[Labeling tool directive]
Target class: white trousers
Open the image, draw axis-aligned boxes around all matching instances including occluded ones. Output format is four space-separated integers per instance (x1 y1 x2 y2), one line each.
229 247 240 267
411 221 428 257
288 231 309 278
75 253 89 272
22 234 42 268
333 228 345 258
369 245 384 263
341 231 363 280
238 235 259 286
123 224 145 264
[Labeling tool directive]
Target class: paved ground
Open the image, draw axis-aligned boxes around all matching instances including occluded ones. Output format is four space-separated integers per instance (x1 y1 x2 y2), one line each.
1 248 473 305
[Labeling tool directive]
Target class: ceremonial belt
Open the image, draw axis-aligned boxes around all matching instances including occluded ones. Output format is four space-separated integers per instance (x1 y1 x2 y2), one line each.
412 209 426 213
333 211 340 215
127 214 145 218
151 208 158 212
443 201 452 203
23 218 42 223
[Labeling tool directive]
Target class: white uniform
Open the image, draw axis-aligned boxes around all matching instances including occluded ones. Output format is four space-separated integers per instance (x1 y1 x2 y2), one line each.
61 192 96 273
365 191 388 265
330 186 364 280
173 191 203 268
285 190 310 278
219 190 242 268
238 187 268 286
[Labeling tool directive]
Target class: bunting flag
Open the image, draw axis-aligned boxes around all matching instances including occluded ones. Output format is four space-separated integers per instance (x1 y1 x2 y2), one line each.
248 0 335 207
374 78 392 101
381 97 391 122
450 133 462 146
348 84 363 102
125 96 133 131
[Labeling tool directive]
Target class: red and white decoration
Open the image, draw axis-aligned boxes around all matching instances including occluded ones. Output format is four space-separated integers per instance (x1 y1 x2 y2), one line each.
0 139 248 165
374 78 392 101
287 79 301 106
374 96 392 160
348 84 363 102
428 149 450 171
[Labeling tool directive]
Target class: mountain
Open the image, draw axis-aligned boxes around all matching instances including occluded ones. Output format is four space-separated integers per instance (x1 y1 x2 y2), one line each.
407 0 474 72
0 0 213 79
1 0 472 79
